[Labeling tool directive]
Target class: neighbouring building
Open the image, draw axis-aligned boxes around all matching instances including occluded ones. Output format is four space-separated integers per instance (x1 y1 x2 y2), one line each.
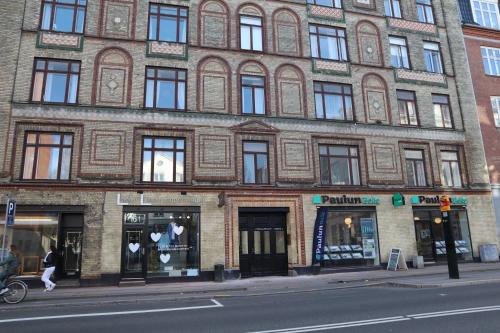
458 0 500 241
0 0 498 286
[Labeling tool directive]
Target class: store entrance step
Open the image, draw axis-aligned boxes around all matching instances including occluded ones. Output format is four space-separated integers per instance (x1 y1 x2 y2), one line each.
119 278 146 287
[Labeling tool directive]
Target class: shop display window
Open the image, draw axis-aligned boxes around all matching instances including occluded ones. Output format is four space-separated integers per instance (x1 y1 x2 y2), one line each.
0 213 58 276
413 208 472 261
323 209 380 267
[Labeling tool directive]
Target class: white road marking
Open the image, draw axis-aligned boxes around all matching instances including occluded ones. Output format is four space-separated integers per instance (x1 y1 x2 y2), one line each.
247 305 500 333
246 317 411 333
0 299 223 324
407 305 500 319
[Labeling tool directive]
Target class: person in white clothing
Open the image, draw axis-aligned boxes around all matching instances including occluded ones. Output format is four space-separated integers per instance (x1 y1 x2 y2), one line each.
41 245 57 291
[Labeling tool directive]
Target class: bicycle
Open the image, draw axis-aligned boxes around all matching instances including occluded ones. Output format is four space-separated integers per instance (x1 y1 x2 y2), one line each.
1 276 28 304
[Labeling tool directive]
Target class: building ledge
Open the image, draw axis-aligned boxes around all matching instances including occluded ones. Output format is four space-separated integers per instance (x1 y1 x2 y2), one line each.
36 31 83 51
387 18 437 35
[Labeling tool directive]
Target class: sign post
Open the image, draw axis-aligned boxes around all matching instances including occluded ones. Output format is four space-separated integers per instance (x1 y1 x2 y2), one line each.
2 199 16 261
440 195 459 279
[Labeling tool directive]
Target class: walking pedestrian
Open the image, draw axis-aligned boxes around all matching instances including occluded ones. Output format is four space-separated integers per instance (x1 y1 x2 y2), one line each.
41 245 57 291
0 245 20 295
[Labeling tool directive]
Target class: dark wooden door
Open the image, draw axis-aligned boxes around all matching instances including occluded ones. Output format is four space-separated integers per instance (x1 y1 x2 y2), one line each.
239 213 288 277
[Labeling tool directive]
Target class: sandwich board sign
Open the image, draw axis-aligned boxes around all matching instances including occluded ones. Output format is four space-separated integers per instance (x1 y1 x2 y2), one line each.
387 248 408 271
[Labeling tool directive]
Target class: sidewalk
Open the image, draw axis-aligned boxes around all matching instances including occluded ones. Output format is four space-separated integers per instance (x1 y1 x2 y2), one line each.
19 262 500 303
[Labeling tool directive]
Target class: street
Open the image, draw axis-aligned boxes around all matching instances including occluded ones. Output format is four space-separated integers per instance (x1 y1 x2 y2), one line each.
1 282 500 332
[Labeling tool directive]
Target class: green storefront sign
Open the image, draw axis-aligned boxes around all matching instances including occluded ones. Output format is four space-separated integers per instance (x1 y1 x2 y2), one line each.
410 195 468 206
312 195 380 205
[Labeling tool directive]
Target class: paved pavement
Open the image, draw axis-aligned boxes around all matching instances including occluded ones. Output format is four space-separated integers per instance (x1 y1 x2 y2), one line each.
9 262 500 305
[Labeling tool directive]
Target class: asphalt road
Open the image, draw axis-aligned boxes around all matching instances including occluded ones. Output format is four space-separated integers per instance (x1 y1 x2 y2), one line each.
1 282 500 332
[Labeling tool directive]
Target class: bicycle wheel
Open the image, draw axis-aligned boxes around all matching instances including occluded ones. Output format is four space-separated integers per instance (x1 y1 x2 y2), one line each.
3 280 28 304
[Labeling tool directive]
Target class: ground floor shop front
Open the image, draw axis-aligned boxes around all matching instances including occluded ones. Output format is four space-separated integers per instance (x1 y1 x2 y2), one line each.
0 190 498 285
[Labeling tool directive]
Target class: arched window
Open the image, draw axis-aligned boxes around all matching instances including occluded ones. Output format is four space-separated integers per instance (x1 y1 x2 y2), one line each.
275 65 306 118
92 47 133 107
362 74 391 124
356 21 383 67
198 0 229 48
237 3 266 52
238 61 268 115
197 57 231 114
272 9 301 56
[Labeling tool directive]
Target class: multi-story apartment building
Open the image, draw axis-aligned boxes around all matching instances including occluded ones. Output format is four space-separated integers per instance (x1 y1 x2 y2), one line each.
458 0 500 240
0 0 497 285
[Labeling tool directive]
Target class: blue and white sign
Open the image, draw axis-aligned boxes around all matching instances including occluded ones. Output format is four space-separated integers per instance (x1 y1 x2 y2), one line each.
312 207 329 265
6 199 16 226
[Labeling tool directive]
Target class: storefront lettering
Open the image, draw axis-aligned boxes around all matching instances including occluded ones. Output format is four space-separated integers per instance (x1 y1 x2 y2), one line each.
313 195 380 205
411 196 468 206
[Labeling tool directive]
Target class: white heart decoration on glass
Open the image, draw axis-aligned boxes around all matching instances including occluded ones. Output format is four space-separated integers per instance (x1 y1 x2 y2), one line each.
150 232 161 242
160 253 171 264
128 243 140 253
173 225 184 236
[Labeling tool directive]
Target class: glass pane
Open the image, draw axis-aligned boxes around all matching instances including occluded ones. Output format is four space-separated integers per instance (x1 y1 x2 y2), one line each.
27 133 37 144
241 231 248 255
331 157 350 185
53 5 75 32
44 73 68 103
41 4 52 30
241 17 261 26
442 151 458 161
416 160 426 186
144 138 153 149
451 162 462 187
276 230 286 254
330 146 348 156
345 96 353 120
177 82 186 110
319 36 338 60
32 72 44 102
176 139 185 150
319 146 328 155
442 162 453 187
154 151 174 182
159 16 177 42
405 150 423 159
60 148 71 179
406 160 416 186
315 93 324 118
35 147 60 179
351 158 360 185
156 81 175 109
244 142 267 153
176 152 184 182
241 26 251 50
254 231 261 254
252 27 263 51
310 35 319 58
434 105 444 127
23 147 35 179
142 150 152 181
254 87 265 114
145 80 154 107
63 134 72 145
124 229 142 273
256 154 268 183
75 7 85 33
263 231 271 254
155 138 174 149
39 134 61 144
242 86 253 114
68 74 79 103
244 154 255 183
320 156 330 184
149 16 157 40
179 18 187 43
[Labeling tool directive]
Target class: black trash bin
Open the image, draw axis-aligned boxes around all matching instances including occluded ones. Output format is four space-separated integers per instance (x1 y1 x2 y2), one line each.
214 264 224 282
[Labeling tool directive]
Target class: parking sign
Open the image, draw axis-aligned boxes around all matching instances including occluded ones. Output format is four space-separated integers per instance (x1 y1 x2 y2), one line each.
6 199 16 225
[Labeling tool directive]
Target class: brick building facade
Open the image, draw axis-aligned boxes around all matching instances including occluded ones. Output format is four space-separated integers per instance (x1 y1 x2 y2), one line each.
459 0 500 240
0 0 497 285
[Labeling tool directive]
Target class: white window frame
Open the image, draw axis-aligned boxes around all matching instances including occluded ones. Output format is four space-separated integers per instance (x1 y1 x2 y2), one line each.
424 42 443 73
471 0 500 29
481 46 500 76
389 36 410 69
492 96 500 127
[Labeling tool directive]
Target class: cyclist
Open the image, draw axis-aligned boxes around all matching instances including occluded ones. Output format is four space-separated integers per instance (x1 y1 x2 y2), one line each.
0 245 20 295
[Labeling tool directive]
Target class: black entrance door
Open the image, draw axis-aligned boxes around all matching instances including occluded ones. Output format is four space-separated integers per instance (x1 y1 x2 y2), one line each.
58 214 84 279
239 213 288 277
